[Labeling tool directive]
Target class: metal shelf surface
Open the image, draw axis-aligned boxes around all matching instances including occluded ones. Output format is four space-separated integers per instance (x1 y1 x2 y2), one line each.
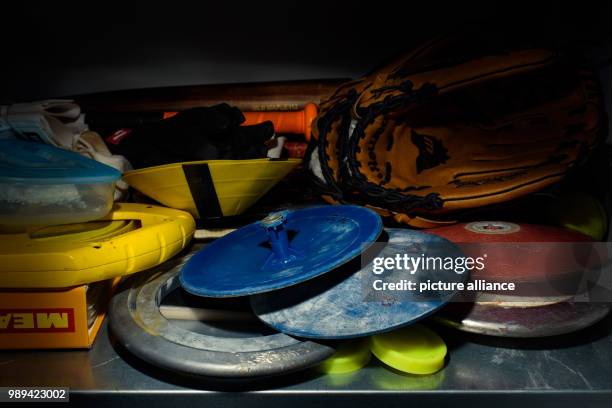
1 310 612 407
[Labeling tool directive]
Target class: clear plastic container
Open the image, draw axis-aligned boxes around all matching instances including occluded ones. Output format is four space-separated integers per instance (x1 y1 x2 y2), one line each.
0 140 121 228
0 181 116 227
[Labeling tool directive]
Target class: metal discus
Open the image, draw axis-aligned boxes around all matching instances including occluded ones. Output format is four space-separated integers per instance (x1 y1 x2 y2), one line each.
435 301 610 337
109 252 335 378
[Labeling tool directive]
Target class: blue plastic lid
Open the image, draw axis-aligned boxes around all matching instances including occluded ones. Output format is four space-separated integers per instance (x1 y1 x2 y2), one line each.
180 205 383 297
0 140 121 184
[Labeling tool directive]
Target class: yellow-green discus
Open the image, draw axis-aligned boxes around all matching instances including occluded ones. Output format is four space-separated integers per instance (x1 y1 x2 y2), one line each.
546 193 608 241
370 324 447 375
317 339 372 375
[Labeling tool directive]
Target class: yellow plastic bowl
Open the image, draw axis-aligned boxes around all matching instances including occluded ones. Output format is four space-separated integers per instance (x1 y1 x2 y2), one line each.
123 158 301 219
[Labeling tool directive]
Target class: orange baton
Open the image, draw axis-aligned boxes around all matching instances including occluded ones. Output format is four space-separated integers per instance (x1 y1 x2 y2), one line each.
164 102 318 141
242 102 317 141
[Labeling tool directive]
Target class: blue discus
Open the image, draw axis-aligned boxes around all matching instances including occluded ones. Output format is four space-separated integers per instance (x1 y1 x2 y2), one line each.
180 205 382 297
250 228 468 339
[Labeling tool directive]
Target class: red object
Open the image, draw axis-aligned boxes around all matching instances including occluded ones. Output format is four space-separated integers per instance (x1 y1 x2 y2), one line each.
284 141 308 158
428 221 593 244
105 128 133 145
0 308 75 334
427 222 598 285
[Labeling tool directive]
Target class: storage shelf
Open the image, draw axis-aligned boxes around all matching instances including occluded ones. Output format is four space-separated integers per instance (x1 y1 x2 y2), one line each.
1 310 612 407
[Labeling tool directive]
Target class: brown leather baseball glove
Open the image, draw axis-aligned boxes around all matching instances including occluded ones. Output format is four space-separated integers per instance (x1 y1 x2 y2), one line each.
307 36 605 227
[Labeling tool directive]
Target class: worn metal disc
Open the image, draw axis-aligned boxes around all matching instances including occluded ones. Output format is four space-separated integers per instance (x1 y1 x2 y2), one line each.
109 252 335 378
426 221 597 284
250 228 467 339
180 205 382 297
435 301 610 337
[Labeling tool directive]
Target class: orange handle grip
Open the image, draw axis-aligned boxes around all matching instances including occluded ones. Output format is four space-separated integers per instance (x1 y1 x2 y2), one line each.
242 102 317 141
163 102 318 141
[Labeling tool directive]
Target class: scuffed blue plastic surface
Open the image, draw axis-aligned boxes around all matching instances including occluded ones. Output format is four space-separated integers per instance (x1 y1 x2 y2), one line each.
180 205 383 297
250 228 467 339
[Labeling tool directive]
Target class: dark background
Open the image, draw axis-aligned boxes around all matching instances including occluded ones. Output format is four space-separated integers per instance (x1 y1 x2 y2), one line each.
2 1 612 100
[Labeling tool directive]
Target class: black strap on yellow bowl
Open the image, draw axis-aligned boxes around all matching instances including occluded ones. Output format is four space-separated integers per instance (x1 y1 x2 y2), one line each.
182 163 223 219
